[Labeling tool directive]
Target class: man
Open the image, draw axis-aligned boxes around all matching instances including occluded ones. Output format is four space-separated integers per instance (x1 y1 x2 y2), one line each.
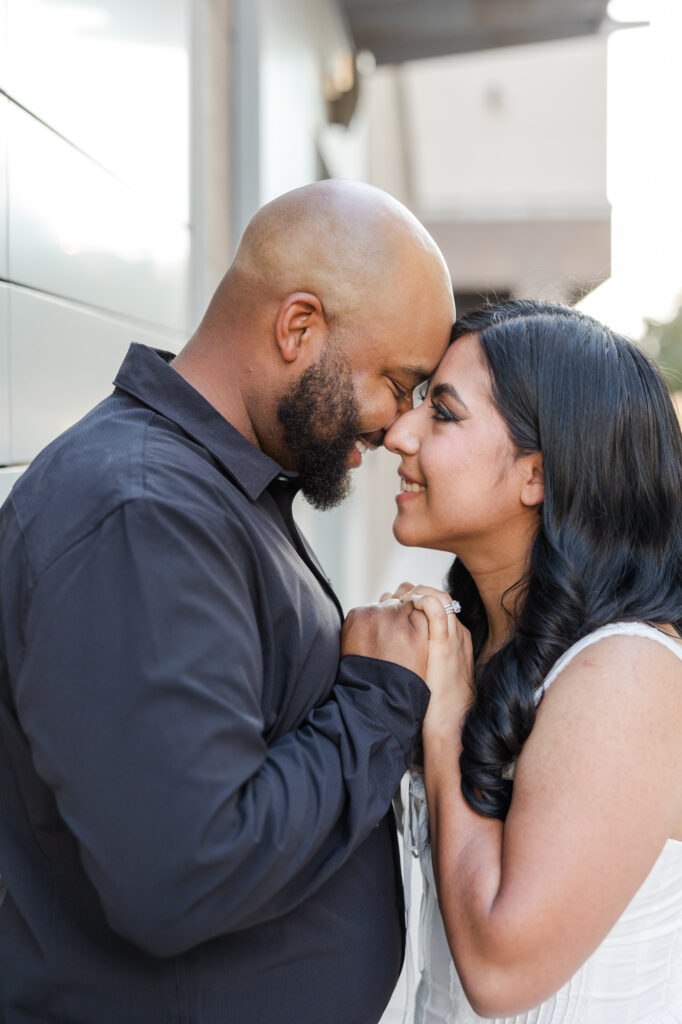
0 180 455 1023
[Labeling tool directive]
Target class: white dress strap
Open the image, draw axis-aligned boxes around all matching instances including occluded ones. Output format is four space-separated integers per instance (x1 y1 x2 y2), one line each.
535 621 682 703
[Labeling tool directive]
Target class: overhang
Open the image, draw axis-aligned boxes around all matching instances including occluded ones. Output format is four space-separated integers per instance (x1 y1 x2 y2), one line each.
339 0 611 64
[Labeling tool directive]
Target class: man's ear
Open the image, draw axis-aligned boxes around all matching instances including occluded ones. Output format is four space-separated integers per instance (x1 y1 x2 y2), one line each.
519 452 544 509
274 292 326 364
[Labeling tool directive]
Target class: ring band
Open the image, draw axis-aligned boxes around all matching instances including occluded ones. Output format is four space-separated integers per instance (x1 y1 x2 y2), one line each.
444 600 461 615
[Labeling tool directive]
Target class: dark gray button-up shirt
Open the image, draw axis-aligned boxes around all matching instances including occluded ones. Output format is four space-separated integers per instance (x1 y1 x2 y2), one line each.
0 344 429 1024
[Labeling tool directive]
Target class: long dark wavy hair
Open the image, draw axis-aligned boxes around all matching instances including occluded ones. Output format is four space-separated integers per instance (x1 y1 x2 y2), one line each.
448 300 682 820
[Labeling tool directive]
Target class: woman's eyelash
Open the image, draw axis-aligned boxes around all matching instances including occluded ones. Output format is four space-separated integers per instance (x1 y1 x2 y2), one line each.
413 379 430 406
429 400 461 423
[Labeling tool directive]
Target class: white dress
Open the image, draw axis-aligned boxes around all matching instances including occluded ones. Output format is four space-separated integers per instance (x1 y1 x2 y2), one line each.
404 622 682 1024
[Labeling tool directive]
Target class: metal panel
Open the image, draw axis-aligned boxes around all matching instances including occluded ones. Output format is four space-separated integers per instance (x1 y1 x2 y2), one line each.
0 283 9 465
9 286 183 464
231 0 261 239
0 466 26 504
0 0 6 92
8 103 190 331
5 0 190 222
0 95 7 280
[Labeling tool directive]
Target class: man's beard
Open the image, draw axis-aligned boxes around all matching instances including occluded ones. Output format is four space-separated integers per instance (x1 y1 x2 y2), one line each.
278 345 361 510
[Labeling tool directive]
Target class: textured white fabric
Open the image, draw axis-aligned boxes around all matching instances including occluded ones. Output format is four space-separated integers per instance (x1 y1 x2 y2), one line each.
408 622 682 1024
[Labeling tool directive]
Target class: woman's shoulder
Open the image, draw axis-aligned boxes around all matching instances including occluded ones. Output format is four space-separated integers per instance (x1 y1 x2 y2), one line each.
536 622 682 703
517 618 682 850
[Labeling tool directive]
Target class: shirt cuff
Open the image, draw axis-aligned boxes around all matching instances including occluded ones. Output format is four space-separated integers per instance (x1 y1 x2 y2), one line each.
336 654 431 763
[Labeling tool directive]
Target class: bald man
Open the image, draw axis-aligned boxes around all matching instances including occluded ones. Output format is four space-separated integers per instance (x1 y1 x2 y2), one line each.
0 181 455 1024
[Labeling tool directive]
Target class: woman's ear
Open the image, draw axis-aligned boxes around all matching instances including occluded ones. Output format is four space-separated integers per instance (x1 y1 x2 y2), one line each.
274 292 326 364
519 452 544 509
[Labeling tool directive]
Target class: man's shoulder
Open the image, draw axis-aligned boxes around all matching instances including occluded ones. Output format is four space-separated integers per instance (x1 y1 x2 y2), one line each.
8 391 250 578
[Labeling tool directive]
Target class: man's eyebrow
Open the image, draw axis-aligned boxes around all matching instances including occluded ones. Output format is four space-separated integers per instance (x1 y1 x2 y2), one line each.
398 366 432 385
431 382 469 410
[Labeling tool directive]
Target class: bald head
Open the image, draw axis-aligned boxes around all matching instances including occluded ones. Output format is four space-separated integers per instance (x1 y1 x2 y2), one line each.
173 180 454 483
207 179 452 332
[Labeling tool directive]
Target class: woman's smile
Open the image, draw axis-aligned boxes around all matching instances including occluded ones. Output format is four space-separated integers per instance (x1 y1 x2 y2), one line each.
397 470 427 499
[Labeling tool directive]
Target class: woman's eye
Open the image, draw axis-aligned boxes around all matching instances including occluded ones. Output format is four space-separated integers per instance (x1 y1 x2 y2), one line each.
412 379 430 408
429 400 460 423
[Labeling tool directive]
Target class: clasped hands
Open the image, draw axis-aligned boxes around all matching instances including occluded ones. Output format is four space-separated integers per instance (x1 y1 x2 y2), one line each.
341 583 475 728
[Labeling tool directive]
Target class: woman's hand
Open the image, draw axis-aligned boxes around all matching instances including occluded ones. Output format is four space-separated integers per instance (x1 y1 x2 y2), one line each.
388 584 475 733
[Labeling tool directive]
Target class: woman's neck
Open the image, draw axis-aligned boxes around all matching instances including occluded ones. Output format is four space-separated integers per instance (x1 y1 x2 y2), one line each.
473 562 523 659
455 521 537 661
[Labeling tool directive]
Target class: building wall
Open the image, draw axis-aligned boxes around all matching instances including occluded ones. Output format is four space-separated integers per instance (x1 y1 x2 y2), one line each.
367 34 610 303
0 0 193 496
259 0 366 205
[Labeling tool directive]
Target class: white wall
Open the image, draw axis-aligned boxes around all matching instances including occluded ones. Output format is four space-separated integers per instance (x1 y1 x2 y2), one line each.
0 282 9 468
0 0 192 466
401 35 607 220
365 35 610 303
259 0 366 203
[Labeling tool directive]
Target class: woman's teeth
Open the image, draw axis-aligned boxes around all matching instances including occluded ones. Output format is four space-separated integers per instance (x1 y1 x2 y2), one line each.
399 478 426 493
355 439 369 455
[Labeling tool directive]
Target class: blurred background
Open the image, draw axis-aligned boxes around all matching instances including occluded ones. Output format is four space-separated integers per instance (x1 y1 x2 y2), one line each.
0 2 680 1018
0 0 680 605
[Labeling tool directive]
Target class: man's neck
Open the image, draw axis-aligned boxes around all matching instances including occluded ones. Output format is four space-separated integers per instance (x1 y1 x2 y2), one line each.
171 340 260 449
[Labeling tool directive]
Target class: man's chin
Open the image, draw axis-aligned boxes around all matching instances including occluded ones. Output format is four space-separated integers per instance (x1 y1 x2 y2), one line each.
299 467 352 511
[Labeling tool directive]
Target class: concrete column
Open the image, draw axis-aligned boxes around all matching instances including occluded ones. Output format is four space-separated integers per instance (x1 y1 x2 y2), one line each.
190 0 237 327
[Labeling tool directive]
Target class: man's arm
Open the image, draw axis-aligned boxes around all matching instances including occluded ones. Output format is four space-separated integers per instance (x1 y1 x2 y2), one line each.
15 496 428 956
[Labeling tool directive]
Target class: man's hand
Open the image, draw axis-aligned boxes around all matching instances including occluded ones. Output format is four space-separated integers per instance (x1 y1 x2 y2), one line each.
341 589 429 680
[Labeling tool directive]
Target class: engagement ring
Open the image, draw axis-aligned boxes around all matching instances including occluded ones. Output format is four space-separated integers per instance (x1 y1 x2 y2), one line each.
443 600 461 615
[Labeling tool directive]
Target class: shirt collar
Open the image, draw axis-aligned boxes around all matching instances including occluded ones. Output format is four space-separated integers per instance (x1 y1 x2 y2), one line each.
114 343 299 501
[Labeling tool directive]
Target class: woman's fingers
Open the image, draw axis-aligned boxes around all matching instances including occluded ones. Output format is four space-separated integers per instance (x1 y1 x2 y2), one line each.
379 582 457 611
409 594 452 644
379 581 414 603
399 584 455 611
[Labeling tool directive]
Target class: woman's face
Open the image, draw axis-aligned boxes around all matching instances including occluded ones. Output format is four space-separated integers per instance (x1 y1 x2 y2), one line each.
384 332 542 554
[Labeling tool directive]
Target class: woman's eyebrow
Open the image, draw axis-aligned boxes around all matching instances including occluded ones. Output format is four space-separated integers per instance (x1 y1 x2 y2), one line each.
431 382 469 411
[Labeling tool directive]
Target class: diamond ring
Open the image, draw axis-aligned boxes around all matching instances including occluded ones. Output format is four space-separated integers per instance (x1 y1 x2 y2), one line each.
443 600 461 615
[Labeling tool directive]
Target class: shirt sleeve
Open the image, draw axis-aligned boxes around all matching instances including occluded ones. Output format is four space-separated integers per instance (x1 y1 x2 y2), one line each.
15 496 429 956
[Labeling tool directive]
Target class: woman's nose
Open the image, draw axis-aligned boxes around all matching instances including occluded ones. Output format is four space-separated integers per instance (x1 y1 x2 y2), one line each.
384 405 422 455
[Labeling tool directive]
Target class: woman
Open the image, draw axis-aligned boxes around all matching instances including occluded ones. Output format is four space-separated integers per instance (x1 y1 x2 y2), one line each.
384 300 682 1022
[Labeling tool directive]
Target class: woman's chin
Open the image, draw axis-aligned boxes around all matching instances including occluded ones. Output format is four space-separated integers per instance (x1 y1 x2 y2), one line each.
393 518 452 553
392 517 427 548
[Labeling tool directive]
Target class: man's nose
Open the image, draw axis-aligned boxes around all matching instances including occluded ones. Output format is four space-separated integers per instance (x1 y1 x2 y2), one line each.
384 405 421 454
383 390 414 430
